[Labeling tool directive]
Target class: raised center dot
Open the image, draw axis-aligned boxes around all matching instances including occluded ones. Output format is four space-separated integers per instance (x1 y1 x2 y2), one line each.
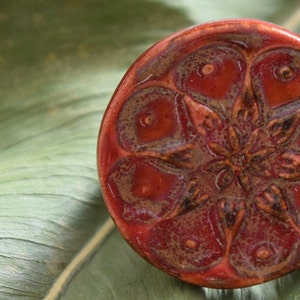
139 111 157 127
255 246 272 260
274 65 295 81
184 239 198 249
201 63 215 75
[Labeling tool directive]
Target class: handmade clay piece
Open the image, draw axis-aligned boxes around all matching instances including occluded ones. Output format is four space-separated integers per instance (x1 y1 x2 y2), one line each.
97 19 300 288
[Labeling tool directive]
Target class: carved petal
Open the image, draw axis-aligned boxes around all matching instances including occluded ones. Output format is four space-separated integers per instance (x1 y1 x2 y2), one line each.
118 87 188 151
158 143 199 169
108 156 185 224
202 159 227 173
219 198 245 230
267 113 300 145
254 185 289 221
175 45 246 117
169 180 210 217
184 96 222 136
216 168 235 190
228 126 240 152
278 151 300 180
208 142 231 157
232 90 259 123
237 169 251 190
251 147 275 161
218 198 245 254
243 128 259 152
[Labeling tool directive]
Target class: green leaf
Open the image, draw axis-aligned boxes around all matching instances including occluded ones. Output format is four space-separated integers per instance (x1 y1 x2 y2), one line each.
1 0 300 299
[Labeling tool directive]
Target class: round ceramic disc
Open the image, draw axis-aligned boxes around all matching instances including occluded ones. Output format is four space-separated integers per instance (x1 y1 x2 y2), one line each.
97 19 300 288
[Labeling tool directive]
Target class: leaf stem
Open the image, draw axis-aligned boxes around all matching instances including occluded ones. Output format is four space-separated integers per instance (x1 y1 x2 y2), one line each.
43 218 115 300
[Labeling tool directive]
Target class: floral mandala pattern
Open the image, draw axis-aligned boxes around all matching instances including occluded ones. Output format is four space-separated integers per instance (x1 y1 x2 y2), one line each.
113 46 300 226
98 20 300 288
202 126 274 191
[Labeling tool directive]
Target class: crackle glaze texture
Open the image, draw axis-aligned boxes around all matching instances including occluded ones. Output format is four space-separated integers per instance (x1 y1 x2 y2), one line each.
97 19 300 288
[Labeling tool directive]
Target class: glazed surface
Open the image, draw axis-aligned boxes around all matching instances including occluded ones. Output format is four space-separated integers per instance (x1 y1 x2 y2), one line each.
98 19 300 288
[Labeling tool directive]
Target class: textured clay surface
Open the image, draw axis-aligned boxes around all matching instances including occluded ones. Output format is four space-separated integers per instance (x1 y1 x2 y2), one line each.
97 19 300 288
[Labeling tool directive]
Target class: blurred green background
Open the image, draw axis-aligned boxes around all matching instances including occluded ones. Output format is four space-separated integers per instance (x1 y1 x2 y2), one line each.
1 1 300 299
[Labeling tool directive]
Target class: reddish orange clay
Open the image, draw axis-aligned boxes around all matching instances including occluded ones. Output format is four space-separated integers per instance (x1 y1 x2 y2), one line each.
97 19 300 288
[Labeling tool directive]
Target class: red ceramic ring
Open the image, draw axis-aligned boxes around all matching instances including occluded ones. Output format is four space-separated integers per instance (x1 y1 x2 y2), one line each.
97 19 300 288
